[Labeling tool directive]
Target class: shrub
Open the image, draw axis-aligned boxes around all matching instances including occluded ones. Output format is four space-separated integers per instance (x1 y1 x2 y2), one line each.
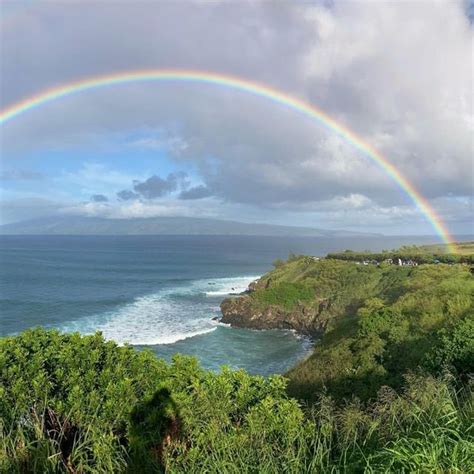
1 329 472 473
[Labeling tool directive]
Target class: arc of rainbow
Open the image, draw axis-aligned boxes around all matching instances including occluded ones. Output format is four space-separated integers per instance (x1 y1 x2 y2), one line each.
0 69 455 252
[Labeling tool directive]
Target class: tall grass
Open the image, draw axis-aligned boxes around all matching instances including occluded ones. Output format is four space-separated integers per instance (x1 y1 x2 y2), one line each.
0 406 129 473
160 373 473 473
2 373 472 473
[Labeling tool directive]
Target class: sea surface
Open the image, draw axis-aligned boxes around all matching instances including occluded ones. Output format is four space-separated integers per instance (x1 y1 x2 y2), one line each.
0 234 466 374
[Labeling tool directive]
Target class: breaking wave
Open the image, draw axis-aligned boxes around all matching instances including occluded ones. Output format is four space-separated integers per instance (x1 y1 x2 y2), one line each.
204 276 258 296
60 275 259 345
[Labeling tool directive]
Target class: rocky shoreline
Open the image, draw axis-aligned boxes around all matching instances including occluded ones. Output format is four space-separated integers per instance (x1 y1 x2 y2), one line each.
219 279 328 338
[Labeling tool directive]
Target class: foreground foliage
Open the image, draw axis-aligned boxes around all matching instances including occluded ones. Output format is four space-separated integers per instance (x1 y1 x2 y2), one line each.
1 329 473 473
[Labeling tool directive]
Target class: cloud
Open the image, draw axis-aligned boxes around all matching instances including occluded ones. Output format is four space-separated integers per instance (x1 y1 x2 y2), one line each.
115 171 193 201
132 172 188 199
129 134 189 154
62 199 218 220
117 190 139 201
90 194 108 202
0 1 472 233
116 172 190 200
61 163 142 194
179 185 212 200
0 170 44 181
2 190 471 235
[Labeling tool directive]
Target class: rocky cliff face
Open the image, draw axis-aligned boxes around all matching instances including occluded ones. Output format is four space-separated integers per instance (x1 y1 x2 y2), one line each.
220 281 330 336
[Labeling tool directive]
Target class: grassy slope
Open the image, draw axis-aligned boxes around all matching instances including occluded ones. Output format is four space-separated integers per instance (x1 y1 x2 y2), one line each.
246 252 474 402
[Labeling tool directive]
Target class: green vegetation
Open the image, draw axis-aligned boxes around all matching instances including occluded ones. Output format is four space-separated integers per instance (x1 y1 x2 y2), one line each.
282 262 474 401
327 242 474 264
253 281 315 310
418 241 474 256
2 330 473 473
1 243 473 472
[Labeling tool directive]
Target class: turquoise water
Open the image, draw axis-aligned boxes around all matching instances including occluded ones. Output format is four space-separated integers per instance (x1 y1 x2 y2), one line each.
0 234 453 374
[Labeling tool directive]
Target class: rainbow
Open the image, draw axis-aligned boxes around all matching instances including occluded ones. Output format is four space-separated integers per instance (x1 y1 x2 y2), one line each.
0 69 455 251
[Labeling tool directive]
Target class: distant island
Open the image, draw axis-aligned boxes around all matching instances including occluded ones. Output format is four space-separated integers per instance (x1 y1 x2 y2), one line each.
0 215 380 237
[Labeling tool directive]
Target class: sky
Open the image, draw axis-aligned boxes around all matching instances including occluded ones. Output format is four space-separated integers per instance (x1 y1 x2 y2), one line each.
0 0 473 235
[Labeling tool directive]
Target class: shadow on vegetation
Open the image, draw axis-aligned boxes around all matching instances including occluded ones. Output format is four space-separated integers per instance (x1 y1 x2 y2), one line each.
26 388 181 474
127 387 180 473
32 407 81 473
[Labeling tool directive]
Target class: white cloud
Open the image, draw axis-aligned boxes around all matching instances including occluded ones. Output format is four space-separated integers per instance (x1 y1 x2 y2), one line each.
58 163 145 198
62 198 219 220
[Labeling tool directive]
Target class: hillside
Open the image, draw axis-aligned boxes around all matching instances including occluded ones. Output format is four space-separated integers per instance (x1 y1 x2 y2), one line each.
0 215 378 237
221 248 474 400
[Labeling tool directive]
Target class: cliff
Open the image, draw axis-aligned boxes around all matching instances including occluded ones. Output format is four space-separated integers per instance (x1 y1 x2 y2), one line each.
220 292 329 336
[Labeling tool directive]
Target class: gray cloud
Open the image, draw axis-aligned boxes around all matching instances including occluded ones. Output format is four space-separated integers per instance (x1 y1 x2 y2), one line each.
132 172 188 199
90 194 108 202
0 1 472 232
179 185 212 200
117 190 139 201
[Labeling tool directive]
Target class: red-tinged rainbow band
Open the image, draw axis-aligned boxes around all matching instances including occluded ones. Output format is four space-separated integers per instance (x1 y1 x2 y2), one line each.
0 69 456 252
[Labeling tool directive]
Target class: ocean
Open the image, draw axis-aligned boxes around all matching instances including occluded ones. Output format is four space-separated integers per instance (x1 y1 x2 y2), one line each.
0 234 460 375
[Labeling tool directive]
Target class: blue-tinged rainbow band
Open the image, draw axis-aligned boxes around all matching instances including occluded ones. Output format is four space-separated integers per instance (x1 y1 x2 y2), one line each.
0 69 456 252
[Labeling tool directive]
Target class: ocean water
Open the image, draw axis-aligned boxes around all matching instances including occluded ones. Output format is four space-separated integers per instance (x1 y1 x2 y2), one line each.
0 234 459 374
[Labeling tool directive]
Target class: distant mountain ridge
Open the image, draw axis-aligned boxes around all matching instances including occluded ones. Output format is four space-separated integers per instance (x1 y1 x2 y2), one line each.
0 215 380 237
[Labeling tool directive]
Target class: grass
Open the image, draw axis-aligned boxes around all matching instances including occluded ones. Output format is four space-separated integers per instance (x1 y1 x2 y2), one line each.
0 362 474 474
419 241 474 255
252 282 315 310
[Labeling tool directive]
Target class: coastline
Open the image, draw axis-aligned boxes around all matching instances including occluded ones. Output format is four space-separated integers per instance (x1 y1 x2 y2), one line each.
219 277 327 338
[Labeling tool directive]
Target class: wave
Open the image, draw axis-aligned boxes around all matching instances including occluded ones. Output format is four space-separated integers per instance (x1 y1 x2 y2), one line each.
123 327 218 346
60 275 259 346
204 276 259 296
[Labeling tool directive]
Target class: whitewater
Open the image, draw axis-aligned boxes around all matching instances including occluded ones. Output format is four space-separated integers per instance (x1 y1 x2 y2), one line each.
61 275 259 345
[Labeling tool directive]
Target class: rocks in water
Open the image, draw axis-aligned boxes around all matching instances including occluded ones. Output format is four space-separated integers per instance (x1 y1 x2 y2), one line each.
238 279 258 295
247 280 258 293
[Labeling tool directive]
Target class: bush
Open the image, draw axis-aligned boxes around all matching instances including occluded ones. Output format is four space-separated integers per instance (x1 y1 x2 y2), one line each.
1 329 472 473
253 282 314 310
0 328 168 472
0 329 308 472
425 317 474 377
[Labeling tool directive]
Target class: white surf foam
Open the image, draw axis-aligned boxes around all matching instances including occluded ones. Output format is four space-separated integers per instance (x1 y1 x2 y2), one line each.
60 275 259 345
204 276 259 296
